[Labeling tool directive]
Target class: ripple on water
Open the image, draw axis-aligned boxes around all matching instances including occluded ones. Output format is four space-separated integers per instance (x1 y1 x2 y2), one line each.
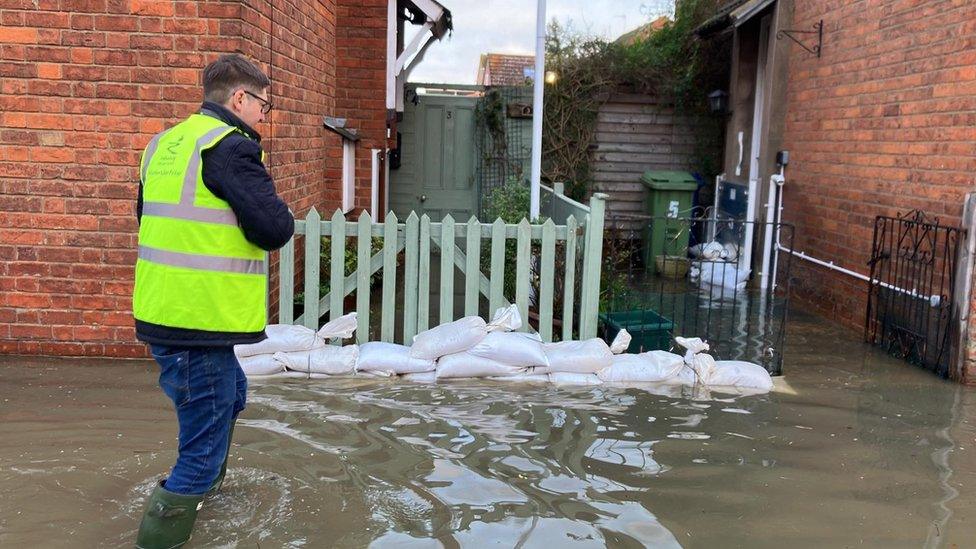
112 468 302 547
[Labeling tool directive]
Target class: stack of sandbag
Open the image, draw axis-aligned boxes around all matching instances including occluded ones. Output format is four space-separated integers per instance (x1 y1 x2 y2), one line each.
234 313 359 378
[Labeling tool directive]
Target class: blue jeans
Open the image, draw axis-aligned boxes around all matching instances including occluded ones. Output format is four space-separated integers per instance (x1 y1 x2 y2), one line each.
150 345 247 496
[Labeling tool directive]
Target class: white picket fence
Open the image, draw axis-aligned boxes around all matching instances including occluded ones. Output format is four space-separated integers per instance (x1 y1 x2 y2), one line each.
277 194 607 344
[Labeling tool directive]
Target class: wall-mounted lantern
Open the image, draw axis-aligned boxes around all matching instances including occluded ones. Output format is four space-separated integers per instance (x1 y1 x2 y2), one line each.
708 89 729 115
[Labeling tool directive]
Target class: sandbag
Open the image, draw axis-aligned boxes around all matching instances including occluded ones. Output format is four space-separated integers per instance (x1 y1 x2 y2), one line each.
707 360 774 391
401 371 438 383
548 372 603 385
234 324 324 358
317 312 358 340
596 351 686 383
467 331 548 367
274 345 358 375
696 262 749 292
238 354 285 376
608 329 632 354
410 305 521 360
674 337 717 379
358 342 435 375
435 352 527 379
540 339 613 374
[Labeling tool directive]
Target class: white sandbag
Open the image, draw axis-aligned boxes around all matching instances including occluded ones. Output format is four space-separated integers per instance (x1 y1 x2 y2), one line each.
596 351 686 383
435 352 527 379
699 241 726 260
548 372 603 385
401 371 438 383
674 337 717 379
358 342 435 375
316 312 358 340
410 305 522 360
609 329 632 354
707 360 774 391
238 354 285 376
540 339 613 374
468 332 548 367
274 345 358 375
697 262 748 292
234 324 325 358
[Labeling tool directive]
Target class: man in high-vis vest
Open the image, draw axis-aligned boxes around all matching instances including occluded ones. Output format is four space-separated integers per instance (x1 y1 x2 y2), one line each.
133 54 294 548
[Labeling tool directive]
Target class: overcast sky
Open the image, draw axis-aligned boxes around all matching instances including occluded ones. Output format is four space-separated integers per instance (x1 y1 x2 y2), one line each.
408 1 675 84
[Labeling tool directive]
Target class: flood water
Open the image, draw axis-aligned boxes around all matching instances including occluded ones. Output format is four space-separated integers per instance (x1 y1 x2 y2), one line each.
1 310 975 548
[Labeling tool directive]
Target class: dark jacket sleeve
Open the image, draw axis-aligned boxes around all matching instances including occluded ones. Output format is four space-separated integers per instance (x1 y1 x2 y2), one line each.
202 136 295 251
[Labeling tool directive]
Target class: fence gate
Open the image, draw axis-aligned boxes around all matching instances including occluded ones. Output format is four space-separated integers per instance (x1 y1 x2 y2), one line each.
865 211 964 378
278 194 607 345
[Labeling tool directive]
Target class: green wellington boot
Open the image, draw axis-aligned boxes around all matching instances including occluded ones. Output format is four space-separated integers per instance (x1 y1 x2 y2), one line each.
207 419 236 495
135 481 204 549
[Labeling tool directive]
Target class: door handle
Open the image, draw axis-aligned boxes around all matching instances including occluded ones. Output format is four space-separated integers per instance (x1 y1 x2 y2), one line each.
419 195 427 203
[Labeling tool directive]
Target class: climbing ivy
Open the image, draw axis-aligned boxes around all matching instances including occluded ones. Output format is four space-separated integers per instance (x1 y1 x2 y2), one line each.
542 0 730 201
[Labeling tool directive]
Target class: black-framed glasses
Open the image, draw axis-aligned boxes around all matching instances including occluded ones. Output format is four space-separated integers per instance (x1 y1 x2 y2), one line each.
243 90 273 114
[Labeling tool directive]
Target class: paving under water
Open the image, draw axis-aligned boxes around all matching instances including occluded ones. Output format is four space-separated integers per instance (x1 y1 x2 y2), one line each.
1 310 974 548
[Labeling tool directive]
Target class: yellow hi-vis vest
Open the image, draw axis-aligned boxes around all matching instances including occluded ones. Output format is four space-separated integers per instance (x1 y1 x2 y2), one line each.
133 112 267 333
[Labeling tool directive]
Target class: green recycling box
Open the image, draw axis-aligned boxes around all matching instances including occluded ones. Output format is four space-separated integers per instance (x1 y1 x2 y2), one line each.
600 309 674 354
640 170 698 270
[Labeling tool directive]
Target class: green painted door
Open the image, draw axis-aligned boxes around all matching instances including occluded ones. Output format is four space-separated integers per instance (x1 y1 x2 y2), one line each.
390 88 479 221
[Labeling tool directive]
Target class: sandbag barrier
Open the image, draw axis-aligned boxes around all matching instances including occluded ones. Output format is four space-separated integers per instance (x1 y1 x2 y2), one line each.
235 306 773 395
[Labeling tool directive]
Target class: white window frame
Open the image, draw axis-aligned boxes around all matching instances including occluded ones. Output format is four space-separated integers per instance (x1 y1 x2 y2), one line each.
342 139 356 213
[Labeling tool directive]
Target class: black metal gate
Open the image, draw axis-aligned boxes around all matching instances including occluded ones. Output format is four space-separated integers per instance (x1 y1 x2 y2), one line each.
865 211 964 378
601 215 795 375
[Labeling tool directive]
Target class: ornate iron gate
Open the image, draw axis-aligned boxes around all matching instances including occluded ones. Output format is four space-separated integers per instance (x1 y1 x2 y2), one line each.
865 211 964 378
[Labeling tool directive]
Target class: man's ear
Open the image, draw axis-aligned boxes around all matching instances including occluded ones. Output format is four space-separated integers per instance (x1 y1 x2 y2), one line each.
229 89 244 111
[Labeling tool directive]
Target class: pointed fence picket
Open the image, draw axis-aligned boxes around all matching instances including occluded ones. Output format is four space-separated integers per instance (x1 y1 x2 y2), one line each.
279 194 607 344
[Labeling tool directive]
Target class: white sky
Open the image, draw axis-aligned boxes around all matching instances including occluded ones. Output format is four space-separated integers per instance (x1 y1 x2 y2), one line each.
408 0 675 84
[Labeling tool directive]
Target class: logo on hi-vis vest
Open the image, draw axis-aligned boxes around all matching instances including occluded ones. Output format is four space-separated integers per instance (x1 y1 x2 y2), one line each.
164 134 185 155
147 135 186 179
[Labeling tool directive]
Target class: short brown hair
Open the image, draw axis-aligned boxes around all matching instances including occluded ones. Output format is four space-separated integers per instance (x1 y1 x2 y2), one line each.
202 54 271 104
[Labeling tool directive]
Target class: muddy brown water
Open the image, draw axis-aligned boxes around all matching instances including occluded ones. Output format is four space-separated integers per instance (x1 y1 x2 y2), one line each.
1 311 975 548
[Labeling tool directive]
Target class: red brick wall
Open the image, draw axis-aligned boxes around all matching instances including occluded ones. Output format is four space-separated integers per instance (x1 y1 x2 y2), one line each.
780 0 976 343
0 0 387 357
336 0 389 216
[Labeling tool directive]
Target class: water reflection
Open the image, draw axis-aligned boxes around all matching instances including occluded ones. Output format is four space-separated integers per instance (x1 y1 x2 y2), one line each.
1 312 975 547
234 379 754 547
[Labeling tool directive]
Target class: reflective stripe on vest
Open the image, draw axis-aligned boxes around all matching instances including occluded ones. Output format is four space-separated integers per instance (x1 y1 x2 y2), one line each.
138 245 266 275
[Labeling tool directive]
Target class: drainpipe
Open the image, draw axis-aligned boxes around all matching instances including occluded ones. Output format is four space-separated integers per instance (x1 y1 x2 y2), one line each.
760 167 784 290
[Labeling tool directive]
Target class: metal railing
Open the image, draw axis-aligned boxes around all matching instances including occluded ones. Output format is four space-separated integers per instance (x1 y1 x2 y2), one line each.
539 182 590 226
600 215 795 374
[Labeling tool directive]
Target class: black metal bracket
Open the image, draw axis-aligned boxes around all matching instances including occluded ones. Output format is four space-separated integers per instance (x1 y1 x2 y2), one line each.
776 20 823 57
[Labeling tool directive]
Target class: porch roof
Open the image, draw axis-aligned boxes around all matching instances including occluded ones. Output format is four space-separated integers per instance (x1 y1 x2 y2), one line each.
695 0 774 38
